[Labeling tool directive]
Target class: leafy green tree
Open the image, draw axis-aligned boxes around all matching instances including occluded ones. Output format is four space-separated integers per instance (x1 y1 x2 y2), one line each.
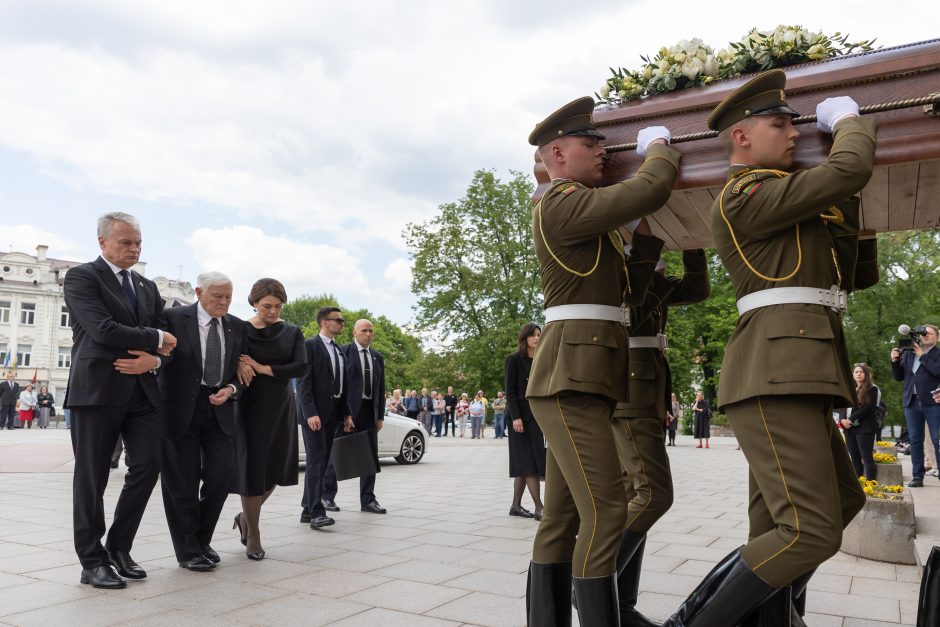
404 169 541 394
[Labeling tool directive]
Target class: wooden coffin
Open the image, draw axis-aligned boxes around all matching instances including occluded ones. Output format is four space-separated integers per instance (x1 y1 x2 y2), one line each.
532 39 940 249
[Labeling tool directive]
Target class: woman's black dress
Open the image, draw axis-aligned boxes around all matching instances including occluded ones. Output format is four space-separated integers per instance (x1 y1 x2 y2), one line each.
505 352 546 478
693 399 711 439
234 322 306 496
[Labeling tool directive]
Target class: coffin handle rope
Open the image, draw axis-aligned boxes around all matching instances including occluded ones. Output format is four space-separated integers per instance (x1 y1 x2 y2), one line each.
604 93 940 153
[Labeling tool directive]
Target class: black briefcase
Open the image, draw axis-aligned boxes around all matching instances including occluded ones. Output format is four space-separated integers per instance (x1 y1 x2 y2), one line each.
330 430 380 481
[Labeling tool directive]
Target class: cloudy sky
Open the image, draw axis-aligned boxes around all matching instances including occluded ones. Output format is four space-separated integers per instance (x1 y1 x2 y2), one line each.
0 1 933 323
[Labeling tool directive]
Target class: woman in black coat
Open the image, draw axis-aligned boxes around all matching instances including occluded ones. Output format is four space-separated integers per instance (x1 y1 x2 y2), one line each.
692 391 711 449
840 363 882 480
504 323 546 520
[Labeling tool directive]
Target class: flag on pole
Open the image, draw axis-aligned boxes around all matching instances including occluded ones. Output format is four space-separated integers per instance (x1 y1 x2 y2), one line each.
31 367 38 384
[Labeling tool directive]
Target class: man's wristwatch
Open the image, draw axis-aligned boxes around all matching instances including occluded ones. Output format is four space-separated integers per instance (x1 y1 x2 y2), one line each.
149 356 162 376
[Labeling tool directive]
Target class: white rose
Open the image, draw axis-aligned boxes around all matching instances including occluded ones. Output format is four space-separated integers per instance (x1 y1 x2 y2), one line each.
703 54 718 76
674 51 687 63
807 43 827 60
600 83 611 99
681 57 704 81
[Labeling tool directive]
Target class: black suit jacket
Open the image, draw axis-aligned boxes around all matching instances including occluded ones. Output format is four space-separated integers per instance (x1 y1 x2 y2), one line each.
504 352 534 422
158 304 246 438
63 256 167 408
0 381 20 407
341 343 386 429
298 336 351 424
892 348 940 407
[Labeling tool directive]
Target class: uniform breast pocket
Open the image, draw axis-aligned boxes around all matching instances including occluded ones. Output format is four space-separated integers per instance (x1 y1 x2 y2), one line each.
765 311 838 383
627 358 657 406
563 325 619 387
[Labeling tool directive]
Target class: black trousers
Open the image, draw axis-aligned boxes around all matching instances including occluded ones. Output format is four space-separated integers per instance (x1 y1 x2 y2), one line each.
844 429 878 480
0 404 16 429
323 401 379 506
161 388 234 562
300 398 341 518
443 408 456 436
70 383 162 569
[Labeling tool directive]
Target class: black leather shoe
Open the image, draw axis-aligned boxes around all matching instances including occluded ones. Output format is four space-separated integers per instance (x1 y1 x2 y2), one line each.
300 512 311 524
361 501 387 514
246 550 266 561
310 515 335 529
233 513 248 546
322 499 340 512
527 561 572 627
202 545 220 564
108 550 147 580
80 565 127 589
909 478 924 487
533 509 543 521
509 505 535 518
178 555 216 571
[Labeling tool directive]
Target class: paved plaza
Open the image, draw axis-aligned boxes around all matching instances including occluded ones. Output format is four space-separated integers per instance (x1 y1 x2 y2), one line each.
0 427 934 626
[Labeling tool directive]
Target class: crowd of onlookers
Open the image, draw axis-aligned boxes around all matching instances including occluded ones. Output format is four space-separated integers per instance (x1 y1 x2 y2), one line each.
0 374 63 429
383 386 508 439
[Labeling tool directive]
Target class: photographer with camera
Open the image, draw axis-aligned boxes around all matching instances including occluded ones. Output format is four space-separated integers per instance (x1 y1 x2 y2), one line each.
891 324 940 487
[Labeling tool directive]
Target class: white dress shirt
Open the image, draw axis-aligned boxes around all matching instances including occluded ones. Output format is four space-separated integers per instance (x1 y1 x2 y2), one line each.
197 302 226 387
319 332 345 398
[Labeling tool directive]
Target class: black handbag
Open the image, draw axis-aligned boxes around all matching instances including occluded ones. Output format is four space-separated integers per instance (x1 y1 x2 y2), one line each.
330 430 380 481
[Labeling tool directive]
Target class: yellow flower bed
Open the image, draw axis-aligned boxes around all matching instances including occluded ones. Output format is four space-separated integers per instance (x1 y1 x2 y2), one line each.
873 452 897 464
875 441 894 447
859 477 904 500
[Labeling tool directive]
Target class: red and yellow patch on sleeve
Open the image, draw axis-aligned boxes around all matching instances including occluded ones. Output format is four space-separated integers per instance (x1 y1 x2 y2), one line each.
554 182 580 196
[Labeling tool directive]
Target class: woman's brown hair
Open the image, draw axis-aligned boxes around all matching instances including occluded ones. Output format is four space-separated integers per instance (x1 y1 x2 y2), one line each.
517 323 542 357
853 363 874 406
248 278 287 307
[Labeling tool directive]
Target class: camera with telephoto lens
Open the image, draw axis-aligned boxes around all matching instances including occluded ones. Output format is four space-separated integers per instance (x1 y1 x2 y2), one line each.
897 324 928 352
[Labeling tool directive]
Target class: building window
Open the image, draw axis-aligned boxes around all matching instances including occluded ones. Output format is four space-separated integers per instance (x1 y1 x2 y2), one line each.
60 306 70 328
16 344 31 367
0 301 10 324
20 303 36 325
0 344 7 364
57 348 71 369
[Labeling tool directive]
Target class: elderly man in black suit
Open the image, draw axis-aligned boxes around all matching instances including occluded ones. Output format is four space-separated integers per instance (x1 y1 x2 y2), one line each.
892 324 940 488
63 212 176 589
160 271 248 571
0 372 20 430
299 306 354 529
323 318 387 514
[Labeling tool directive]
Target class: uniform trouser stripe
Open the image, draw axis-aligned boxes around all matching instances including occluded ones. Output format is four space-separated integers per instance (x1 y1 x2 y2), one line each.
529 393 627 578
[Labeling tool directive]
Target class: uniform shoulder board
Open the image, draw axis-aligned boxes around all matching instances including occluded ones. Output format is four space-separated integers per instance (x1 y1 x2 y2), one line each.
553 181 585 196
729 170 782 196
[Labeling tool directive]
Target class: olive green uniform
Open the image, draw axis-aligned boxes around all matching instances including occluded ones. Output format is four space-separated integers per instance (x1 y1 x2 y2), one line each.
711 115 878 587
527 143 681 578
613 246 709 534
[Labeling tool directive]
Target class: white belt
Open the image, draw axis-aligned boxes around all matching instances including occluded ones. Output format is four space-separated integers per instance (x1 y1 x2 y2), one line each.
736 285 847 315
543 304 630 327
629 334 668 351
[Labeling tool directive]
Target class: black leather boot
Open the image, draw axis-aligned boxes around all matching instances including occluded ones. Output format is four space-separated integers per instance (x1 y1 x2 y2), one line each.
618 534 660 626
662 549 777 627
918 546 940 627
527 561 572 627
738 585 805 627
573 574 620 627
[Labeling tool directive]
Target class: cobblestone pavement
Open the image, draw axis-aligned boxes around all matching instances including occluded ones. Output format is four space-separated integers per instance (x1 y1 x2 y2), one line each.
0 428 931 626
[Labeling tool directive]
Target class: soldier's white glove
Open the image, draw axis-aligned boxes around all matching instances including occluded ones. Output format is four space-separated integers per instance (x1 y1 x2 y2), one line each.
636 126 671 157
816 96 859 133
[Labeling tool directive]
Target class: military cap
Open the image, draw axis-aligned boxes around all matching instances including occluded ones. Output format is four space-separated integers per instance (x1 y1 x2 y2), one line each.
528 96 606 147
707 69 799 132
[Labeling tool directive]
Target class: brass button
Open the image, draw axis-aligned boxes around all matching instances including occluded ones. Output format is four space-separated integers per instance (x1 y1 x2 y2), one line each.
799 329 805 335
592 336 598 342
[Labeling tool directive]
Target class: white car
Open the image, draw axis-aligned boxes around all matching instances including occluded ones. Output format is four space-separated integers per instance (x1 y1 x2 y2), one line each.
299 410 428 466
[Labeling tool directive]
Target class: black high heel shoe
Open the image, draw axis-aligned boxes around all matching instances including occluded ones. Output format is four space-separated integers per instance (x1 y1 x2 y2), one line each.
246 549 265 561
233 513 248 546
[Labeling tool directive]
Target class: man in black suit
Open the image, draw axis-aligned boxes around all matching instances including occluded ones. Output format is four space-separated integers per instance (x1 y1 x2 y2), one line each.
0 372 20 430
891 324 940 487
159 271 248 571
299 306 354 529
323 318 387 514
63 212 176 589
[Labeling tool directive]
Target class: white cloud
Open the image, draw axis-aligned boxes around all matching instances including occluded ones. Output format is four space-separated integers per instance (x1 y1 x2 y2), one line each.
0 224 83 260
382 258 413 294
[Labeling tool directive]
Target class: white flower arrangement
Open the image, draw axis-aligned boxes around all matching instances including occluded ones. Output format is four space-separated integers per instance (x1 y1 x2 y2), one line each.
597 25 876 105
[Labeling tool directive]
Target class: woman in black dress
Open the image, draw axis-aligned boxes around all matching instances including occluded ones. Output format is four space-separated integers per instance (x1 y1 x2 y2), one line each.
692 391 711 449
840 363 881 480
504 323 546 520
233 278 306 560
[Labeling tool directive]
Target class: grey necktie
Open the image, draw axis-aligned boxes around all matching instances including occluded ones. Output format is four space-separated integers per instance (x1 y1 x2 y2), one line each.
204 318 222 387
